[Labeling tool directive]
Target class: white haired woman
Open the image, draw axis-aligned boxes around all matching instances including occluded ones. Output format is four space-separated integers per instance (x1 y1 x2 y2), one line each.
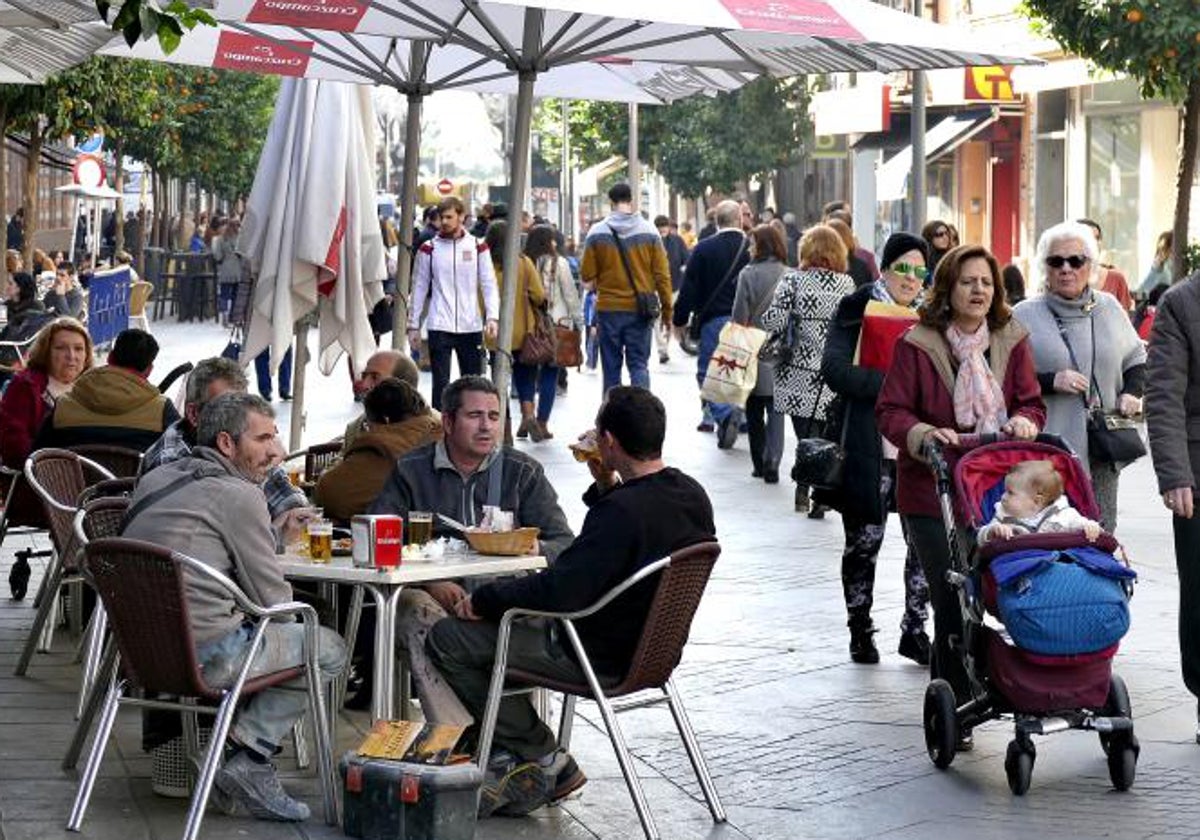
1012 220 1147 531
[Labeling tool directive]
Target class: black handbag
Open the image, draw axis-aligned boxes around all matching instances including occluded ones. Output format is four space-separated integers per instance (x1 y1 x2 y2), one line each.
1052 313 1146 466
791 383 847 491
611 230 661 322
759 313 795 365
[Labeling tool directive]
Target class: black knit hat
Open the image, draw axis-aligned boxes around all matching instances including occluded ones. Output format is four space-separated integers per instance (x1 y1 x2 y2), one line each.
880 232 929 272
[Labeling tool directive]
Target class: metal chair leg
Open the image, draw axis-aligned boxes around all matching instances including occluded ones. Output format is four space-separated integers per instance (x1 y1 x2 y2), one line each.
557 695 576 751
181 692 241 840
16 558 64 674
293 715 311 770
663 679 726 823
64 642 118 771
66 678 125 831
37 589 60 652
75 606 108 719
305 640 340 825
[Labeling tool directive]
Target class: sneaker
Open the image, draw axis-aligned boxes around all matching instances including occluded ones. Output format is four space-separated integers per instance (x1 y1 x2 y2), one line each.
751 468 763 479
496 750 586 816
849 626 880 664
808 504 828 520
658 350 670 364
717 415 739 450
214 751 310 822
763 469 779 485
898 630 932 666
696 421 715 433
478 760 549 819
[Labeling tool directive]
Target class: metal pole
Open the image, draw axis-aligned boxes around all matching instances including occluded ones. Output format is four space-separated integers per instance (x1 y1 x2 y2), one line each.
391 44 429 351
288 322 307 452
628 102 640 211
560 99 569 233
911 70 927 231
494 8 544 431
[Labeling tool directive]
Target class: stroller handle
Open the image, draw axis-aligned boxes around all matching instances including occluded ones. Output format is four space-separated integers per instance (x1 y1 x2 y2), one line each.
924 431 1074 479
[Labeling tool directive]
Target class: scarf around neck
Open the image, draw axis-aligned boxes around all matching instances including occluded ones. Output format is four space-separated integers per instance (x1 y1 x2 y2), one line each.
946 322 1007 433
870 277 922 309
1042 287 1097 321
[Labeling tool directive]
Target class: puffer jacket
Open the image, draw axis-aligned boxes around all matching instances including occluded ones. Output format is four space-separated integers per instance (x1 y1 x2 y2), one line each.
409 230 500 334
368 441 574 562
36 364 179 452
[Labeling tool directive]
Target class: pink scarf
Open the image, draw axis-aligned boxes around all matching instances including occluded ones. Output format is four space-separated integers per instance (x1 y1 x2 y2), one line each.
946 323 1007 433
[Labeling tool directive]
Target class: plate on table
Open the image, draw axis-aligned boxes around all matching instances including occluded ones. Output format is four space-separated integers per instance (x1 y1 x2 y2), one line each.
332 538 353 557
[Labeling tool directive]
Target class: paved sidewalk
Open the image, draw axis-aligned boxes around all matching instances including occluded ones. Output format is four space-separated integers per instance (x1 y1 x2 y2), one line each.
1 320 1198 839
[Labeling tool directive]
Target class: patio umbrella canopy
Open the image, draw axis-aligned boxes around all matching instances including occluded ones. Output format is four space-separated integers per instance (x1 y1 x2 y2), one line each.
238 77 386 450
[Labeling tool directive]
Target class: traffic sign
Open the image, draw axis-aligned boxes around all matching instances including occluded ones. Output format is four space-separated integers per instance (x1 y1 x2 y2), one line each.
436 178 454 196
72 154 106 189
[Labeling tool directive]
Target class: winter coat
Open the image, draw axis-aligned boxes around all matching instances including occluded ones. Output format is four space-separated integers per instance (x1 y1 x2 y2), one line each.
731 257 787 397
760 267 856 420
673 229 748 328
0 367 50 468
211 234 243 286
409 230 500 335
538 255 582 329
315 413 443 522
580 211 673 321
1147 272 1200 494
490 254 545 354
876 321 1046 518
36 364 179 452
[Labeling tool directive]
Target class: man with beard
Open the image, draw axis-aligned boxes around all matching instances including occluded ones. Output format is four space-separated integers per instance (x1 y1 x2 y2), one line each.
122 393 346 822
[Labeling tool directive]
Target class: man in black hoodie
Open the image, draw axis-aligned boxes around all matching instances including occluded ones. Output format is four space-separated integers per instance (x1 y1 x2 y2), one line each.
427 386 715 818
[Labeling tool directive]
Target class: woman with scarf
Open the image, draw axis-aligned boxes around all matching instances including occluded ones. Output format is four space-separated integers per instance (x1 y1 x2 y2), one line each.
1013 221 1146 531
820 233 932 665
877 244 1044 739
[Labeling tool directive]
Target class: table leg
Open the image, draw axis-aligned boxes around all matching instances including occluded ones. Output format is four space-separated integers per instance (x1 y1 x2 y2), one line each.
361 583 393 723
380 585 406 720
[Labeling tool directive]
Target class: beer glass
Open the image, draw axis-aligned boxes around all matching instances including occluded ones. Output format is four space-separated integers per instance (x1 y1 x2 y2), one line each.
408 511 433 546
307 519 333 562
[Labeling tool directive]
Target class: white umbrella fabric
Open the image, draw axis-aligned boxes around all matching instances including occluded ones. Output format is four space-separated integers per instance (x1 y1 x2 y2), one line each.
239 77 385 450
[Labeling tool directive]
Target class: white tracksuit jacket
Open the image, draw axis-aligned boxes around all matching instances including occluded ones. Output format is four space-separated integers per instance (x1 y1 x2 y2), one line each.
408 230 500 334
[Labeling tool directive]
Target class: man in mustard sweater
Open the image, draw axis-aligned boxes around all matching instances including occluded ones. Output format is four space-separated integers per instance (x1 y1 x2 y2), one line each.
580 183 672 393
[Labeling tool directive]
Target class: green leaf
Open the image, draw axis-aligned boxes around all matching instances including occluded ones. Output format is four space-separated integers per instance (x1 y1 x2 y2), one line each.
122 17 143 49
95 0 112 23
138 5 159 41
111 1 139 31
157 18 183 55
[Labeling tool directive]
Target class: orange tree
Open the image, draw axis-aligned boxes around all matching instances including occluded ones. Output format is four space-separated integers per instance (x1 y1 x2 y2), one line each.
1022 2 1200 279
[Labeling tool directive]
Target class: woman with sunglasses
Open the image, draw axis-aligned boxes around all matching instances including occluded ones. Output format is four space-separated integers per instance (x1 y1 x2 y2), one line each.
877 244 1044 736
1012 221 1147 531
820 232 932 665
921 220 953 273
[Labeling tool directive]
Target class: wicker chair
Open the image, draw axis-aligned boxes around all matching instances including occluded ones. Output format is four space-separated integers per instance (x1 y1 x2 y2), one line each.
67 444 144 479
0 463 50 600
76 477 138 507
67 537 338 840
304 441 342 484
15 449 115 677
475 541 725 840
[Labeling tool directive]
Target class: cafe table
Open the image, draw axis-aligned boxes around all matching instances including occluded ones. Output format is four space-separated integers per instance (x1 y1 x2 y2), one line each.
280 551 546 722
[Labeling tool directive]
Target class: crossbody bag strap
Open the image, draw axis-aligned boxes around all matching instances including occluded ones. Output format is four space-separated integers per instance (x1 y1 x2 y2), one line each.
695 236 748 322
120 467 204 532
610 231 640 294
1050 312 1093 410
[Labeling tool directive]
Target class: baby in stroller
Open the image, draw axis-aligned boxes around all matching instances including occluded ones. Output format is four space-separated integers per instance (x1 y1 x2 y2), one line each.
977 460 1101 544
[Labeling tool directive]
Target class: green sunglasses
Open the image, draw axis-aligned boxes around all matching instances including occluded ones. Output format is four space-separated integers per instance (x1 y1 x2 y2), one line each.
889 262 929 280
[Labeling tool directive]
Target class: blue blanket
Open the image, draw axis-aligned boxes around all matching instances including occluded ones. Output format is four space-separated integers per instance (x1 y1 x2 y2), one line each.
990 546 1136 587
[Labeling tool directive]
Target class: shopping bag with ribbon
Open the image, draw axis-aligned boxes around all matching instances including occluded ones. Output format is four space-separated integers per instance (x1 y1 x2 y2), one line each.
700 321 767 408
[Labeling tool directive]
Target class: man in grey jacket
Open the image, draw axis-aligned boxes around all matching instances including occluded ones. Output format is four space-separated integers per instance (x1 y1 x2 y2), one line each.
369 375 572 723
123 393 346 822
1147 270 1200 744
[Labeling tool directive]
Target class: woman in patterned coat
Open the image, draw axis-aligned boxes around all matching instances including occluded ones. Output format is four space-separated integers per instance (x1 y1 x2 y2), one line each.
761 224 856 514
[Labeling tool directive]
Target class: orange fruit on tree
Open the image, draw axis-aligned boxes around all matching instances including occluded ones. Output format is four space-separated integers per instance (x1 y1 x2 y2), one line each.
1125 7 1143 22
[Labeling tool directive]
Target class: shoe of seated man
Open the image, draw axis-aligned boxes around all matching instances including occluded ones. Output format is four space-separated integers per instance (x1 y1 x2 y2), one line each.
478 756 548 819
214 749 311 822
494 749 587 817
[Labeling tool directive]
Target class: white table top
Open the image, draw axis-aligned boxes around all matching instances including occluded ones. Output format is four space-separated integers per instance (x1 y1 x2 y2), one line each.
280 552 546 585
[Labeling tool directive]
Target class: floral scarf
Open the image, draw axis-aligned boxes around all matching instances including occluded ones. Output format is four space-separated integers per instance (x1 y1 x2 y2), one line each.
946 323 1007 433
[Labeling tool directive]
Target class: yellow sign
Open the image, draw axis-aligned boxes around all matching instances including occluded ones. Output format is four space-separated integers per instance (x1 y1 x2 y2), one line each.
965 66 1015 101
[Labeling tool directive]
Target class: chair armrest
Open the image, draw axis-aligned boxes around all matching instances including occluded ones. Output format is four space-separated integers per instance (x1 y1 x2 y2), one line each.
172 552 319 627
496 557 671 628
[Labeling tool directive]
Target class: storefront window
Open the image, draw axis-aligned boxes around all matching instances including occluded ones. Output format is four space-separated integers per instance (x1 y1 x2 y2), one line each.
1086 113 1140 276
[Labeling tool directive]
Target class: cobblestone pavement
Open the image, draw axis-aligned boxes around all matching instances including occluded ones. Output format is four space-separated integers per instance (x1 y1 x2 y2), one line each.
1 319 1196 840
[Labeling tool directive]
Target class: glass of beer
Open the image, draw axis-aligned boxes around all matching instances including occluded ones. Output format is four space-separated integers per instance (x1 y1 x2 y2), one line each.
408 511 434 546
287 466 303 487
307 519 333 562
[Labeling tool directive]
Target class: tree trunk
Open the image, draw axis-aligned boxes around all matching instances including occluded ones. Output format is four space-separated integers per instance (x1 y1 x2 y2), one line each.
21 130 40 271
1172 75 1200 281
113 136 125 256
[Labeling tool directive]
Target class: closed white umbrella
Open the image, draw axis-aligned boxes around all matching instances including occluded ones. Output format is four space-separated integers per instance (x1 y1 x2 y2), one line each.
239 77 386 450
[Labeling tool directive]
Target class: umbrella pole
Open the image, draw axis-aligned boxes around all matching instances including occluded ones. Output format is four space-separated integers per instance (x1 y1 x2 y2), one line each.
494 8 544 444
289 321 308 452
392 45 430 353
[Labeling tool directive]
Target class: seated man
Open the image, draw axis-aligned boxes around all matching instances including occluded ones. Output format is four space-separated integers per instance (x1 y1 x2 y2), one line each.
143 356 310 537
343 349 425 452
427 386 716 816
315 377 441 522
369 375 572 723
123 392 346 822
35 328 178 452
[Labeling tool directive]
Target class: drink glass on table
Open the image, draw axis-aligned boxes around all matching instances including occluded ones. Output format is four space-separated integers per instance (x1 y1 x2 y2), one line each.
407 511 433 546
307 518 333 562
287 466 302 487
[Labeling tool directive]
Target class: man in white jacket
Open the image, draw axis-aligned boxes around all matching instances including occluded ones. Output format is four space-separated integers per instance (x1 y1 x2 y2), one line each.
407 196 500 409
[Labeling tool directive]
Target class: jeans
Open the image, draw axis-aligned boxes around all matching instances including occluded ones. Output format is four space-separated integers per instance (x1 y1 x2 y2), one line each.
196 621 346 756
427 616 618 761
512 362 559 422
254 346 293 400
696 315 734 424
902 514 970 703
597 310 652 392
744 394 784 474
427 330 484 410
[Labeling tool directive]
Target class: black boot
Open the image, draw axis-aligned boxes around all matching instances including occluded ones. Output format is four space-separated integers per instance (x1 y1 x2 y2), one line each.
848 621 879 664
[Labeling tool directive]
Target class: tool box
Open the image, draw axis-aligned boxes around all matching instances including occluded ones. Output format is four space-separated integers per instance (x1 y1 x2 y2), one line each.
339 753 483 840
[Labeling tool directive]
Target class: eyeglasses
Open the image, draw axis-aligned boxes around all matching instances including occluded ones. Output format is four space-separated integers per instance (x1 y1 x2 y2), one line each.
932 229 949 238
1045 254 1089 270
889 262 929 280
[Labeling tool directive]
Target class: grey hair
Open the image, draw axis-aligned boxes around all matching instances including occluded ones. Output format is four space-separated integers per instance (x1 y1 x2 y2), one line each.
782 211 796 224
186 357 248 407
714 200 741 229
1034 221 1099 293
197 392 274 448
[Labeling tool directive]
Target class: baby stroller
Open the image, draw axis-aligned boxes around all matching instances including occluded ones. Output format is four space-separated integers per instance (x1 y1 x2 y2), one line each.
921 433 1138 795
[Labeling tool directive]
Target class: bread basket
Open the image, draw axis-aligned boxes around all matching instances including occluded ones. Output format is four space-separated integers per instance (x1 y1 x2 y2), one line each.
464 526 540 556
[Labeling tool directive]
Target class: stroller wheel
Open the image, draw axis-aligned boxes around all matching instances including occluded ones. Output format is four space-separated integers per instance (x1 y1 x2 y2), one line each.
1107 733 1139 792
1004 739 1035 796
923 679 958 769
1099 674 1132 756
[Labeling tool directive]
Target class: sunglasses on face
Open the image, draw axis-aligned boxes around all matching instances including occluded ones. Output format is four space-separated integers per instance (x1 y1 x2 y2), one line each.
1045 254 1089 270
933 229 949 237
889 262 929 280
